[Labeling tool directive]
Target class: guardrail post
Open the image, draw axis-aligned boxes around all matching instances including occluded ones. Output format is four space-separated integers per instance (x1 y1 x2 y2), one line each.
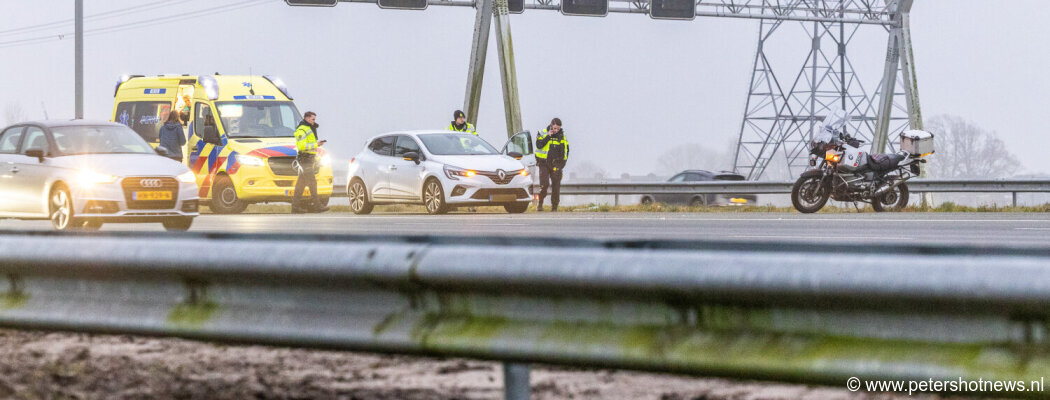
502 362 530 400
614 194 619 206
1012 192 1018 208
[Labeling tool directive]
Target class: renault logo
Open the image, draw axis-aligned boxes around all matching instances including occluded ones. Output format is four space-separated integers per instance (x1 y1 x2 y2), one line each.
497 169 506 180
139 178 162 188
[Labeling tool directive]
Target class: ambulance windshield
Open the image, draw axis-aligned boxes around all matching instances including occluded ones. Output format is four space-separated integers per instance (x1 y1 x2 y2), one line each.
215 101 301 138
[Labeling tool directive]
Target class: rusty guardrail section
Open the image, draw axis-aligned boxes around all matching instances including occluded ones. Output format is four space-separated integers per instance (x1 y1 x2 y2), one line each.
0 231 1049 398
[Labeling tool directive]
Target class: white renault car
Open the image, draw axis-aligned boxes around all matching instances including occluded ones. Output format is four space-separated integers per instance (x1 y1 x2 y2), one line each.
346 131 536 214
0 120 199 231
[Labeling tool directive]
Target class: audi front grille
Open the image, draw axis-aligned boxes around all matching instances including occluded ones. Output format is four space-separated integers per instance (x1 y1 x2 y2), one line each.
121 177 178 210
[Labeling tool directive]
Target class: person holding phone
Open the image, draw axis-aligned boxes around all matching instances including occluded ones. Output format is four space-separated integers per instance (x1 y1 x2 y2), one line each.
292 111 328 213
535 118 569 212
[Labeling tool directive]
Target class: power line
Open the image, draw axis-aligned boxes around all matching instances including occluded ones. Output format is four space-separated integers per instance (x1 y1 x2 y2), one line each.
0 0 269 50
0 1 183 37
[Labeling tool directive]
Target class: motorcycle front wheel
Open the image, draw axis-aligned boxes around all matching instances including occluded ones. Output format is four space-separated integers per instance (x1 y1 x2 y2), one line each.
872 178 909 212
792 172 830 214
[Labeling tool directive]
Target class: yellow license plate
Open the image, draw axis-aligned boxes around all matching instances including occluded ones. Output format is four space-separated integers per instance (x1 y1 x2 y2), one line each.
490 194 517 202
134 191 172 201
730 198 749 204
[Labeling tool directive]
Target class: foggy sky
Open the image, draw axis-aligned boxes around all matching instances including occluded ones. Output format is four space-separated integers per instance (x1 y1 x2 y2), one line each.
1 0 1047 177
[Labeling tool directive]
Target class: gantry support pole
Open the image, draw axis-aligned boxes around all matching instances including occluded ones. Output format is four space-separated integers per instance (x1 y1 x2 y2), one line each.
895 0 931 206
75 0 84 119
493 0 523 137
871 24 901 154
463 0 493 127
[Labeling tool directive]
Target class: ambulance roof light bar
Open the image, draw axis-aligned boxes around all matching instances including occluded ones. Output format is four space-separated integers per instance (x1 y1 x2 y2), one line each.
263 75 293 100
197 75 220 100
113 74 144 97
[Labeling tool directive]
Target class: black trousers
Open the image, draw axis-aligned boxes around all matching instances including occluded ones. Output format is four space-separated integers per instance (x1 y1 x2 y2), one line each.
538 159 564 207
293 154 319 207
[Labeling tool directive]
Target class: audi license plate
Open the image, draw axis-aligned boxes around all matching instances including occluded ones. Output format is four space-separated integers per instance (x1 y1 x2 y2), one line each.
490 194 516 202
133 191 172 201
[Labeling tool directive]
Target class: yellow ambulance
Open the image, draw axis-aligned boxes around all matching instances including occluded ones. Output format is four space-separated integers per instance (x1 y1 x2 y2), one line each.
111 74 333 213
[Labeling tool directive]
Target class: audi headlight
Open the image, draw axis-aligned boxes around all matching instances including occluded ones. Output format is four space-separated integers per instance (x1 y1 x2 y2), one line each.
443 165 476 180
177 171 197 184
76 170 118 188
320 154 332 166
238 155 265 167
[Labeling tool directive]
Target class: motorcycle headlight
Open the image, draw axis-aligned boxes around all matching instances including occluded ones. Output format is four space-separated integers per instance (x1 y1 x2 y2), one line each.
76 170 118 188
238 155 265 167
177 171 197 184
825 151 841 163
320 154 332 166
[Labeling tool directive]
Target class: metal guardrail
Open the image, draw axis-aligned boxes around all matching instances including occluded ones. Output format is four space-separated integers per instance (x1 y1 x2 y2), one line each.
332 179 1050 206
1 231 1049 398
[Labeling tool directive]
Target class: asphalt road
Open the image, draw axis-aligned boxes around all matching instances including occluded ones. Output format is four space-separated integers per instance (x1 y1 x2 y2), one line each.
5 211 1050 246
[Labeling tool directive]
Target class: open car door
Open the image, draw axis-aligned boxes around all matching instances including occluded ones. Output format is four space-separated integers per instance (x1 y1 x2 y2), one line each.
501 131 538 184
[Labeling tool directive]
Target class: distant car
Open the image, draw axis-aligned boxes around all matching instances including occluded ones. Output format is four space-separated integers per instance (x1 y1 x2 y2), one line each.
346 131 533 214
0 120 199 231
640 170 757 207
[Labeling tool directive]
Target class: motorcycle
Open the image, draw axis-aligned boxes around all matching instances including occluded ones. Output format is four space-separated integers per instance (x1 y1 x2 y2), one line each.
791 109 934 213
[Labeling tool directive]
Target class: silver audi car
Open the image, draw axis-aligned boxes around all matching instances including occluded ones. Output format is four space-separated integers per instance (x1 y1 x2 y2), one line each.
0 120 199 231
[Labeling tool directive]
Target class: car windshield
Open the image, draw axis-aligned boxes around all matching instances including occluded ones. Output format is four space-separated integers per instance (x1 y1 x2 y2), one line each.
51 125 155 155
419 134 498 155
215 101 301 138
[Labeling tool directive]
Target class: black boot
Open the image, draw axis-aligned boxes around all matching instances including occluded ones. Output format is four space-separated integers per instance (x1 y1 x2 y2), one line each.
537 202 544 212
312 198 330 213
291 202 308 214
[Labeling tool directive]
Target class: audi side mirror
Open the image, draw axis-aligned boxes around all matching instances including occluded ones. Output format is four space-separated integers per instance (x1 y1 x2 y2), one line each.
402 151 421 165
24 149 45 162
507 151 523 160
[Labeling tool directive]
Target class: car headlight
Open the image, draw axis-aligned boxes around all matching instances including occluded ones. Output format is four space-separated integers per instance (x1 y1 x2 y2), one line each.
443 165 476 180
76 170 118 188
177 171 197 184
320 154 332 166
518 169 529 177
238 155 265 167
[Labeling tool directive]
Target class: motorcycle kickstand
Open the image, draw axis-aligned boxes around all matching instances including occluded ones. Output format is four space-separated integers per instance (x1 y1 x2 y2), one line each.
852 201 861 212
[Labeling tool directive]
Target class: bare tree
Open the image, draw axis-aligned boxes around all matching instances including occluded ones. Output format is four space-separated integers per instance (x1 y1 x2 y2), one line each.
4 102 28 125
656 142 732 175
568 160 607 181
925 115 1021 179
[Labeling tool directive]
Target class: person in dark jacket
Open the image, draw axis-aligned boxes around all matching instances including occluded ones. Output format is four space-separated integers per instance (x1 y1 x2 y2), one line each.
158 110 186 163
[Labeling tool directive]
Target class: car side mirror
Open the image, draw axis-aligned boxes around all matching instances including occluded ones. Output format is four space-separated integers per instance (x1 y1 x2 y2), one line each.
155 147 170 156
507 151 523 160
402 151 420 164
24 149 45 162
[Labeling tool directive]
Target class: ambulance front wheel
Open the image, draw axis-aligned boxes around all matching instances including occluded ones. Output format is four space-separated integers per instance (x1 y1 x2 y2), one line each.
210 175 248 214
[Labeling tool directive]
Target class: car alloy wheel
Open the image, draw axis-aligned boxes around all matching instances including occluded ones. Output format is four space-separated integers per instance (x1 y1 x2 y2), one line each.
349 182 366 211
424 180 447 214
50 187 73 230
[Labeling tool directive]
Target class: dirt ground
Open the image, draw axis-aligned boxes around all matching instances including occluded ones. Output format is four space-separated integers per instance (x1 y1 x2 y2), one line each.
0 329 964 400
